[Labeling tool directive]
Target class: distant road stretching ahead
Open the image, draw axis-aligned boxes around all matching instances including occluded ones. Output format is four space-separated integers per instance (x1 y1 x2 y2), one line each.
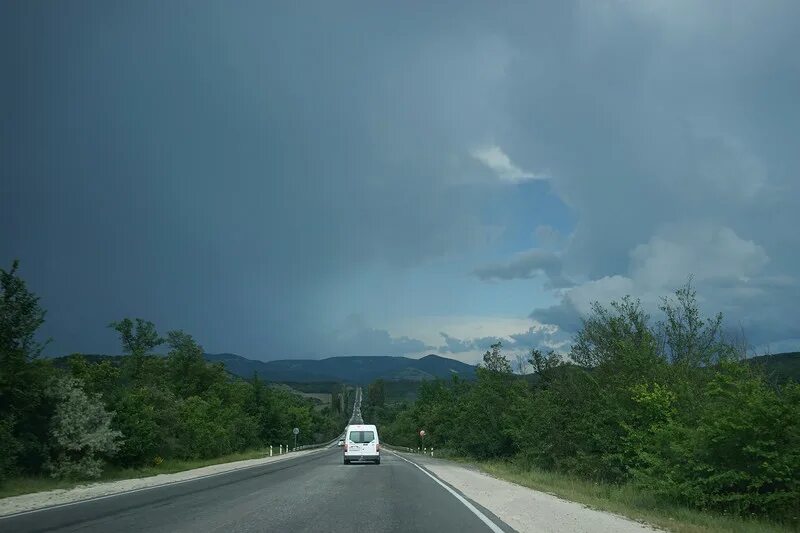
2 448 510 533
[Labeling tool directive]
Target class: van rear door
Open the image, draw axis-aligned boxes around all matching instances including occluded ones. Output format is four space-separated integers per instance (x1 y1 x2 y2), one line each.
347 429 376 456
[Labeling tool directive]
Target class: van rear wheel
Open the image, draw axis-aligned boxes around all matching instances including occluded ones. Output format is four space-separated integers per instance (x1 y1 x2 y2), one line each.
343 458 350 465
375 458 380 465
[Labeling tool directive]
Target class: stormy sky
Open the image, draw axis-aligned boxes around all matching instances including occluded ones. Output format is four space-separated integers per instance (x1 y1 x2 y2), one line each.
2 1 799 362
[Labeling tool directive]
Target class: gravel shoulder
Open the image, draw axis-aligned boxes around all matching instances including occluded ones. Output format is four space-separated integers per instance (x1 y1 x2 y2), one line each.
398 452 661 533
0 448 325 518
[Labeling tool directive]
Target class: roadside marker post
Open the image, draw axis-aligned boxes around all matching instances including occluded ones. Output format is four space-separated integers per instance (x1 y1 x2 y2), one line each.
269 445 273 457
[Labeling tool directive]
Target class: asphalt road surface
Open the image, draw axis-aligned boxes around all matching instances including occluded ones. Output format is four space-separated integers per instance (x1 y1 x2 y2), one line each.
2 448 511 533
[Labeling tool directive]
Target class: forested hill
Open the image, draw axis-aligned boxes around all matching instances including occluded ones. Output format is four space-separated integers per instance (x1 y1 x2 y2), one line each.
203 353 476 383
51 352 800 385
748 351 800 383
50 352 477 384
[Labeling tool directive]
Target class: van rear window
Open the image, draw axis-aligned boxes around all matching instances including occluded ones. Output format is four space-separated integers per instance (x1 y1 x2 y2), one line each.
348 431 375 443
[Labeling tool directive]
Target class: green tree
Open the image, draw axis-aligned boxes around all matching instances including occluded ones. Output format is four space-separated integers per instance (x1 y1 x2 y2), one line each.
658 280 727 367
367 379 386 408
109 318 163 356
454 370 523 459
46 377 122 479
571 296 655 368
528 348 562 379
480 341 512 373
0 260 48 356
0 416 22 483
112 385 178 466
109 318 163 384
165 330 224 398
0 260 55 480
67 355 120 400
633 362 800 519
175 395 233 459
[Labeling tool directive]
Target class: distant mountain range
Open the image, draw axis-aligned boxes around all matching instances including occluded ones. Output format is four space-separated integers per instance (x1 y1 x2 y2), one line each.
204 350 800 384
48 350 800 387
202 353 476 383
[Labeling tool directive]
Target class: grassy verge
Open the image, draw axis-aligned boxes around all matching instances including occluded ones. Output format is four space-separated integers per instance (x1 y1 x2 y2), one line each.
0 448 278 500
412 450 797 533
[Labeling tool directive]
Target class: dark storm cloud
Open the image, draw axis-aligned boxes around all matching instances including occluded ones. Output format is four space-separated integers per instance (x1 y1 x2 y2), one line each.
439 333 475 354
473 249 572 288
1 2 497 357
439 333 504 354
332 328 431 358
439 325 570 357
529 302 584 339
480 1 800 350
3 1 799 358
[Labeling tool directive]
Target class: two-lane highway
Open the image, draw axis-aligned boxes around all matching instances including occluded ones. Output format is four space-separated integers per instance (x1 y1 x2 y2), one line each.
2 447 510 533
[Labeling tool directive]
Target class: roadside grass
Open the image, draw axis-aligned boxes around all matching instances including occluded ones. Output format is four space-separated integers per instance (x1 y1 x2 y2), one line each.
0 448 278 500
410 450 797 533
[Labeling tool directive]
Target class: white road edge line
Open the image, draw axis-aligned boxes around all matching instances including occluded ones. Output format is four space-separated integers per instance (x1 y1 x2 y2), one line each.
0 447 331 520
389 451 504 533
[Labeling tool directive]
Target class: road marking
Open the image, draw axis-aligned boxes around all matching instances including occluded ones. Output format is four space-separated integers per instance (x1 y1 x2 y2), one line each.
389 451 505 533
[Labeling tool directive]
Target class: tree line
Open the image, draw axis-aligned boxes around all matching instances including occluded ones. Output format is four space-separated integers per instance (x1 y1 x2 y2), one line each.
375 284 799 524
0 261 344 484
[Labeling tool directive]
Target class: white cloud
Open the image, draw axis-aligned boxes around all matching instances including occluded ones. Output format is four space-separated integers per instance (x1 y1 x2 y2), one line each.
389 315 535 347
564 275 639 316
529 222 783 349
384 315 552 364
433 319 572 365
471 145 547 183
629 222 769 290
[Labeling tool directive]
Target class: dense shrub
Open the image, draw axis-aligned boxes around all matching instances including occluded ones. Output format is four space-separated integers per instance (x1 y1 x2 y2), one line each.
0 416 22 483
175 395 232 459
113 385 180 467
633 362 800 517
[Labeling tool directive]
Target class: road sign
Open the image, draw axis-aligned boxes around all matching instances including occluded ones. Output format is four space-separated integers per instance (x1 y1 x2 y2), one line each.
293 427 300 435
419 430 425 438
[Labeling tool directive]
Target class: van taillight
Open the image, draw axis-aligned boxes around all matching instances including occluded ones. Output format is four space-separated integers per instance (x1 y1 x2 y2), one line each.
344 443 348 451
377 444 380 451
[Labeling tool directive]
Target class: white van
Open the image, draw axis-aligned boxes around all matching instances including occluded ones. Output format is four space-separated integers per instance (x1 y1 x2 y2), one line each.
343 424 380 464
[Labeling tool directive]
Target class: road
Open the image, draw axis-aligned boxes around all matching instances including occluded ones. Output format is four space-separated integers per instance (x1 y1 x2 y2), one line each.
349 386 364 424
2 447 511 533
